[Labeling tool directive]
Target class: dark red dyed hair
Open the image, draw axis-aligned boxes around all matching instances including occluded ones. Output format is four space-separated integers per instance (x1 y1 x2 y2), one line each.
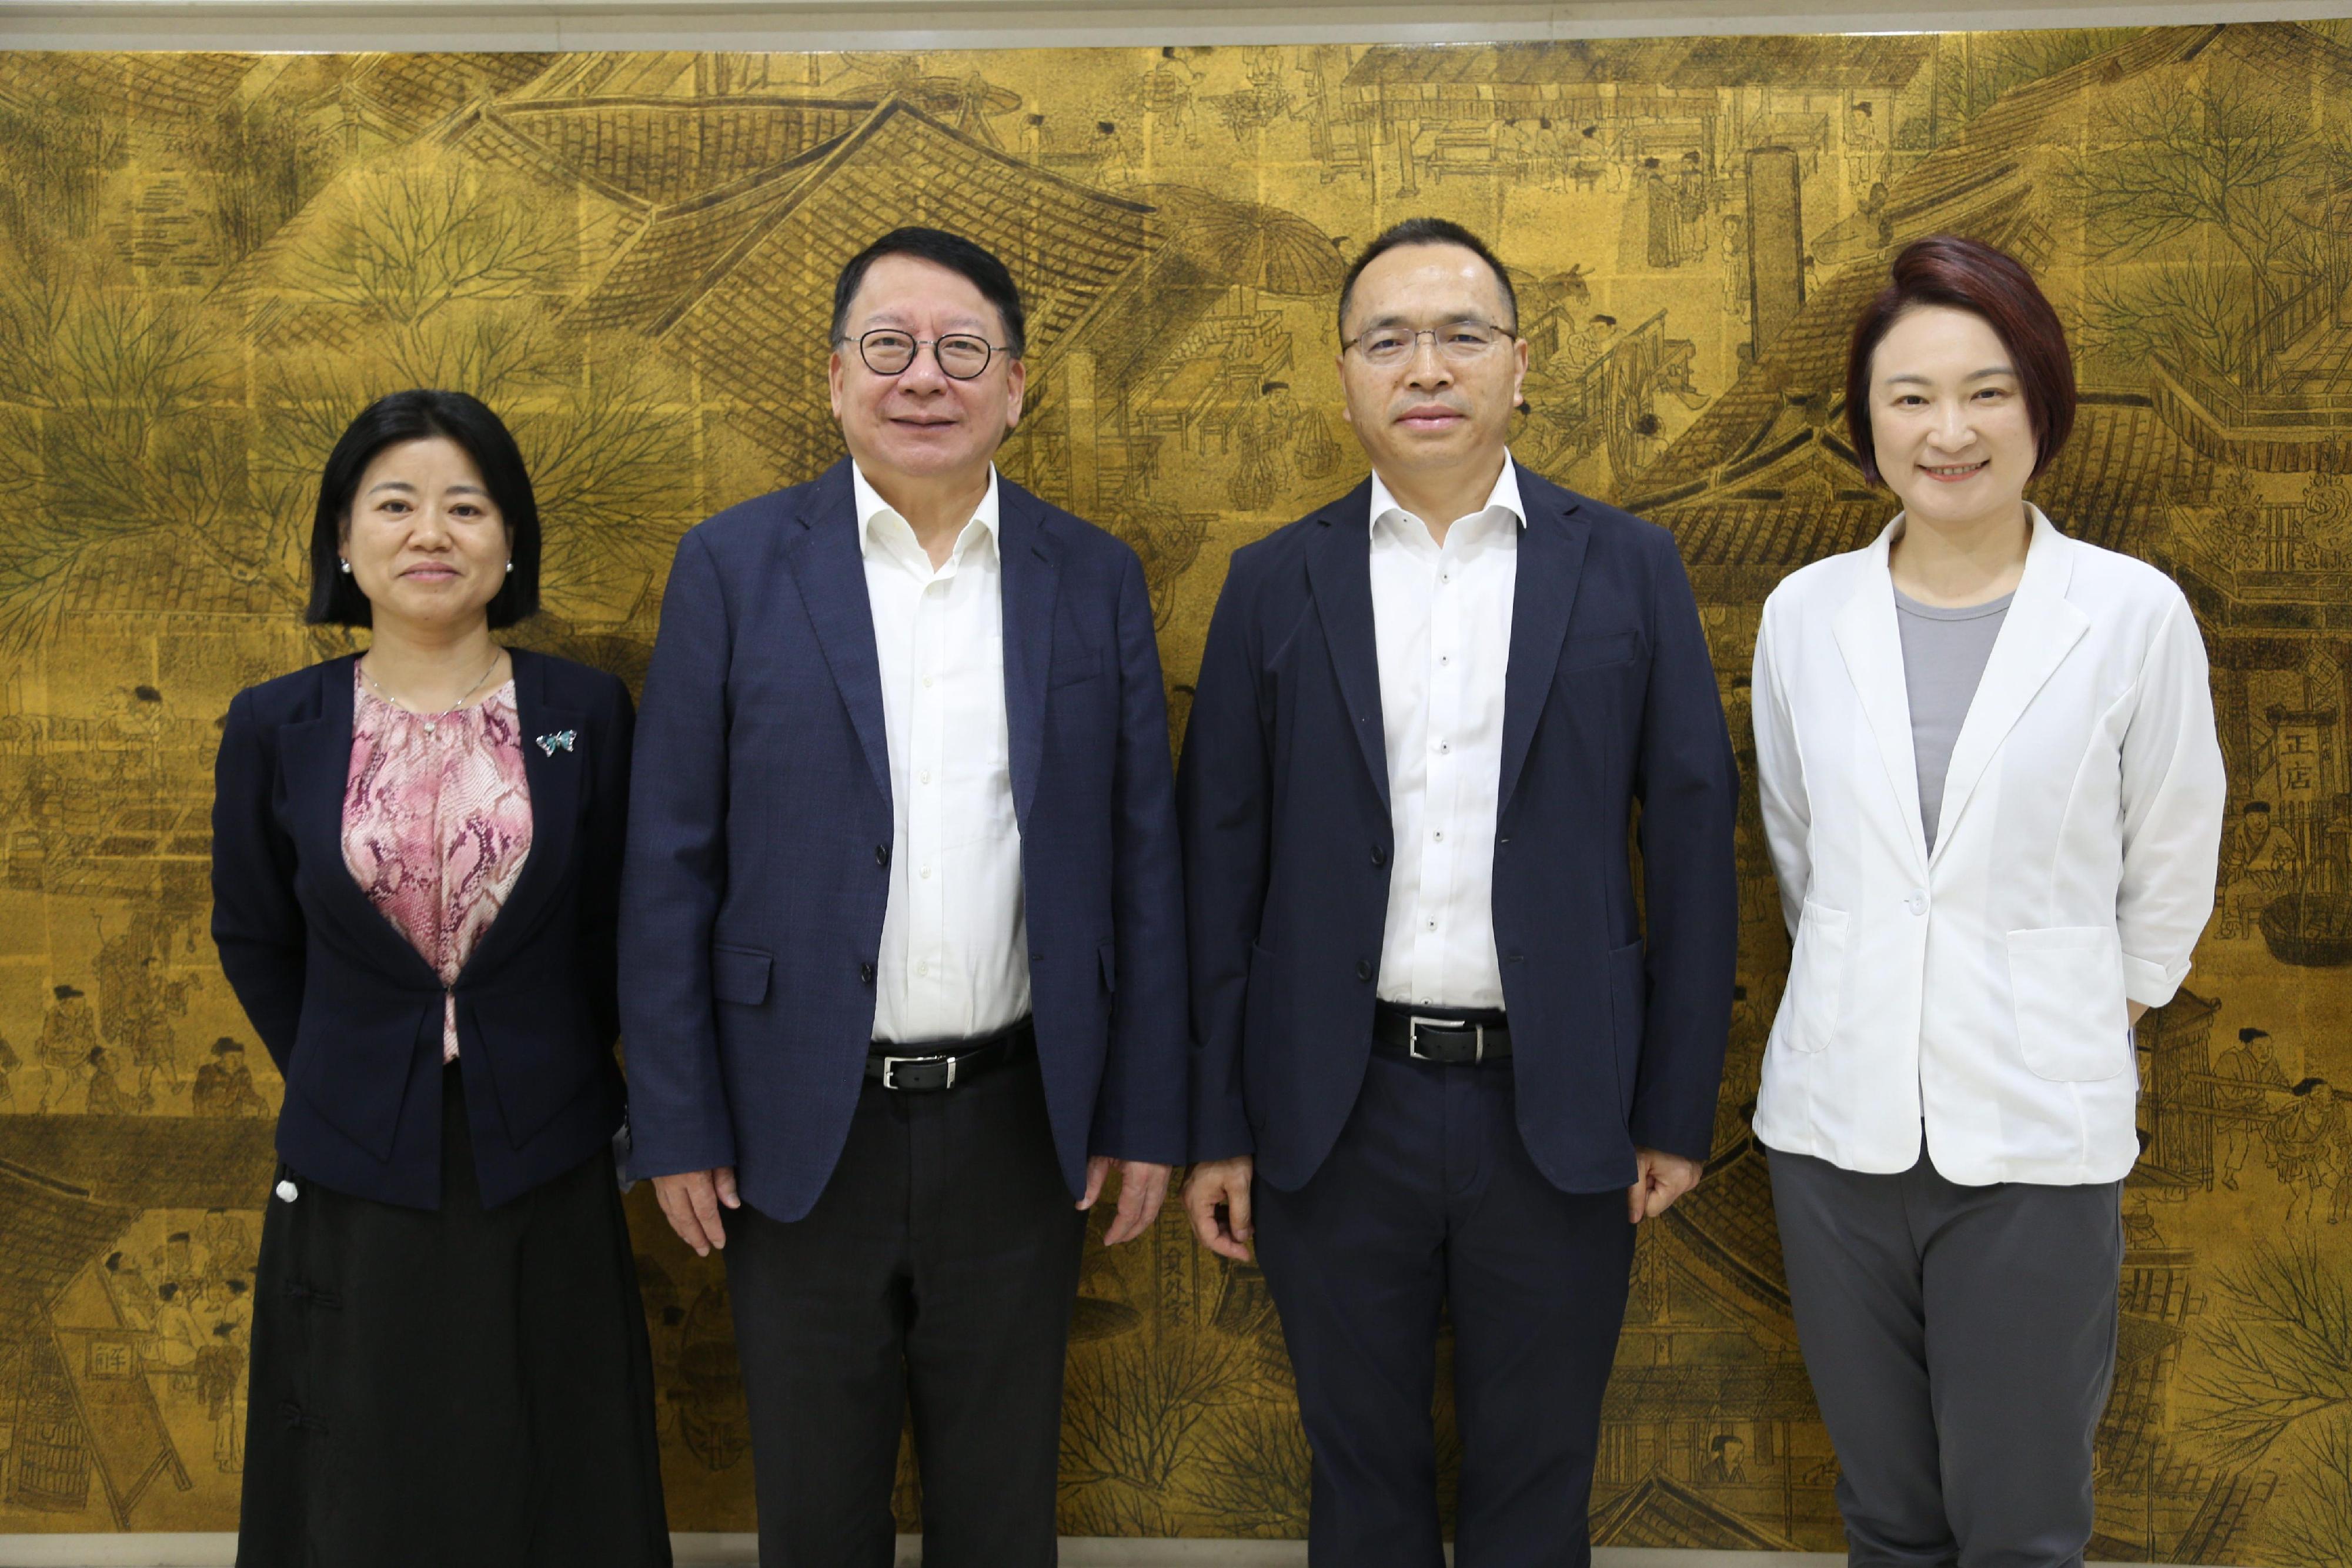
1843 235 2076 487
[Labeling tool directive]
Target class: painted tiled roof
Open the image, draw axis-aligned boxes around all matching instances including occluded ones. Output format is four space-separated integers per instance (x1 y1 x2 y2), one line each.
1344 35 1930 90
490 96 877 206
1591 1470 1808 1549
335 52 557 136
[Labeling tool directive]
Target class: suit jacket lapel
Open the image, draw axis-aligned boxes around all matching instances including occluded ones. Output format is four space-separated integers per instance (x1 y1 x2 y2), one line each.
1499 471 1589 815
998 480 1060 828
784 460 893 810
1833 521 1929 877
1304 481 1389 813
277 656 443 989
458 648 577 979
1929 508 2089 868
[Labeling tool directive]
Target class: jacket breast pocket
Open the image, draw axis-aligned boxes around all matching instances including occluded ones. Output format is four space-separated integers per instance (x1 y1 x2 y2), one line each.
1563 630 1638 672
1785 900 1849 1054
1049 646 1106 688
2007 927 2130 1082
711 944 773 1007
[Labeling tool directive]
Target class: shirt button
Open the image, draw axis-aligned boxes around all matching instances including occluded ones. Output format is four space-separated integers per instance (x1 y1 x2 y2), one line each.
920 769 932 784
1906 890 1928 915
1432 830 1444 842
1436 741 1451 754
916 961 930 978
921 865 932 880
922 675 935 688
1439 655 1451 666
1426 920 1437 931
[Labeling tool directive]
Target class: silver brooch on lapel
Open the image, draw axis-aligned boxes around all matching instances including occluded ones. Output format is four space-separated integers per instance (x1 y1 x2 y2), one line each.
536 730 576 757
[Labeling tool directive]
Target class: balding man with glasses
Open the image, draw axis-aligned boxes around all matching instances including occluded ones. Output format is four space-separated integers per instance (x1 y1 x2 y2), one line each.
1179 218 1740 1565
621 227 1187 1566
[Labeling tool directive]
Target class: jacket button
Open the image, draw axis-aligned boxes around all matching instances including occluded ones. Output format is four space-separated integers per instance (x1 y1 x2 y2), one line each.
1371 846 1388 868
1905 890 1927 916
875 844 890 867
1357 959 1374 982
858 962 876 984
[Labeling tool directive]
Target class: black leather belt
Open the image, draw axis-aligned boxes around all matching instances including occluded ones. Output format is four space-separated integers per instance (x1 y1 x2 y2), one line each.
864 1019 1035 1092
1372 1002 1512 1065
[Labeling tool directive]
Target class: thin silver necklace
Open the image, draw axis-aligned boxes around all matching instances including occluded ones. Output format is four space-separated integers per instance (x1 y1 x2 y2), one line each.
360 653 502 735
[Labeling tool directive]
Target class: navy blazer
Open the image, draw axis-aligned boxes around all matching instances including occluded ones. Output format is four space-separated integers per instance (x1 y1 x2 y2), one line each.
1179 464 1739 1193
619 460 1188 1223
210 649 634 1210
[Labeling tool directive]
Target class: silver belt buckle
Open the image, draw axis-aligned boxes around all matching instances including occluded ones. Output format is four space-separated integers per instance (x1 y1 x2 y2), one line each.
881 1052 956 1090
1408 1015 1483 1063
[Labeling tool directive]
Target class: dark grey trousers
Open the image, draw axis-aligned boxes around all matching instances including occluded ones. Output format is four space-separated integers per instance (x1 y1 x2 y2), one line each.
1768 1147 2122 1568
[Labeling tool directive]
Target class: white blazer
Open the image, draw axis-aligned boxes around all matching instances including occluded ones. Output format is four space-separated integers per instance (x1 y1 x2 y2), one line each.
1750 509 2225 1186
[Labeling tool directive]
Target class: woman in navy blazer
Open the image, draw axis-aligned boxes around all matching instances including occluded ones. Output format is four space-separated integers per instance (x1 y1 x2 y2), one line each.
211 392 669 1567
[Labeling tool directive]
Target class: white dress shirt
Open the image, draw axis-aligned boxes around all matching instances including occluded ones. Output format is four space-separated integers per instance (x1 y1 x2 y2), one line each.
1368 457 1525 1009
854 463 1031 1044
1750 508 2226 1185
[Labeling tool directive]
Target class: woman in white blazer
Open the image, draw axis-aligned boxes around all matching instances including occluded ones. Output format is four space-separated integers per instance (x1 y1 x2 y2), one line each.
1750 236 2224 1565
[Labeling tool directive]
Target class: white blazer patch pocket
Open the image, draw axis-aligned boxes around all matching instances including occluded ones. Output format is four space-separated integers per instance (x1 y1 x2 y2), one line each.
1787 900 1849 1053
2006 927 2130 1082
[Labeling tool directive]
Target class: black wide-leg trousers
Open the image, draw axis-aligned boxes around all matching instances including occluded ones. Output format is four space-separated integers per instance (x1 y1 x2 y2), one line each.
1254 1049 1636 1568
724 1052 1085 1568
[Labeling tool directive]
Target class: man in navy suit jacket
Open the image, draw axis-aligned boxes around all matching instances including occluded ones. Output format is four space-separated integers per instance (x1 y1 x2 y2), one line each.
620 229 1187 1567
1180 219 1739 1565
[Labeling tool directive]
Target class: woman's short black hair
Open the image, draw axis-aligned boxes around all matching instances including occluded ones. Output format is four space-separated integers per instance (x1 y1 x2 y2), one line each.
305 389 542 629
830 227 1027 359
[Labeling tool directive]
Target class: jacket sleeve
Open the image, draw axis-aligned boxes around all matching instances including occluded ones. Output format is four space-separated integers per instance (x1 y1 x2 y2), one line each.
209 688 305 1074
2116 594 2227 1008
1749 593 1812 938
1175 551 1269 1163
1087 546 1191 1165
1626 530 1740 1164
617 530 741 1178
579 674 635 1052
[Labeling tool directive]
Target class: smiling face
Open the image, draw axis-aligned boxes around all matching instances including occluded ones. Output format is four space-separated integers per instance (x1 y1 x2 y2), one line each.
342 436 509 632
1336 242 1528 489
827 252 1025 490
1867 303 2039 537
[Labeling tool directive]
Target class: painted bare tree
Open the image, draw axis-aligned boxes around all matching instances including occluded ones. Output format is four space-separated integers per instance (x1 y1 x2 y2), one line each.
287 154 575 330
0 257 253 652
2067 66 2338 383
2190 1241 2352 1562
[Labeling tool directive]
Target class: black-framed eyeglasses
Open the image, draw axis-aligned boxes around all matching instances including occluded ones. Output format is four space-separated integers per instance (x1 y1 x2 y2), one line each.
1341 320 1519 367
837 329 1013 380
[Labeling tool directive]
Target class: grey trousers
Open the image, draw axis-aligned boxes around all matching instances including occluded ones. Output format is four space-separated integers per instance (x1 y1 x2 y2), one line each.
1768 1146 2122 1568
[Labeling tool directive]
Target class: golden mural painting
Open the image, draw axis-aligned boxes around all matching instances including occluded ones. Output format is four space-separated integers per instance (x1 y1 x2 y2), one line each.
2 22 2351 1557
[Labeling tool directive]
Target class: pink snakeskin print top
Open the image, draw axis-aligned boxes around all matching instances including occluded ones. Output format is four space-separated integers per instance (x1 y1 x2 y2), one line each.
341 667 533 1061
